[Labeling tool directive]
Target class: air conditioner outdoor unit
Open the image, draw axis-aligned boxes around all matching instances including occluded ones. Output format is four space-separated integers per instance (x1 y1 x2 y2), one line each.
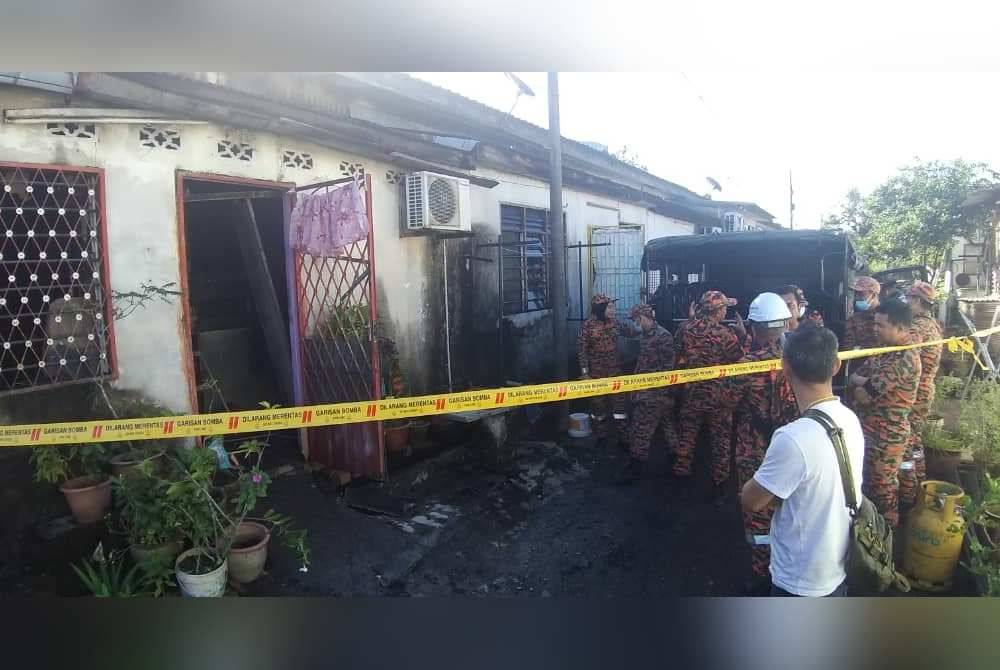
405 171 472 232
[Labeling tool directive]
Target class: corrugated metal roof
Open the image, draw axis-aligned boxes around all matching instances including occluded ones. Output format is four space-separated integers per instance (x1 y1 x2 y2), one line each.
354 73 707 202
0 72 74 94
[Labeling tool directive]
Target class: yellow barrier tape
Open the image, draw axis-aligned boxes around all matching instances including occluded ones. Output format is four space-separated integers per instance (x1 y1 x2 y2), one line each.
3 325 999 448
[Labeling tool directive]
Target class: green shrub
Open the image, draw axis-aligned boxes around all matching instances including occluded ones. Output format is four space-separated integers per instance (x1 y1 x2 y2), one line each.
959 381 1000 468
936 375 965 400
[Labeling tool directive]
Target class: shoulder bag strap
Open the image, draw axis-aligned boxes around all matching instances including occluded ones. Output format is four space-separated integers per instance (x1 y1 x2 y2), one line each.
802 408 859 517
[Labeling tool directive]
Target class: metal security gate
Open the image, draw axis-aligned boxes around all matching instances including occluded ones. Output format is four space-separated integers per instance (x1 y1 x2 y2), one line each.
292 174 384 478
590 226 643 309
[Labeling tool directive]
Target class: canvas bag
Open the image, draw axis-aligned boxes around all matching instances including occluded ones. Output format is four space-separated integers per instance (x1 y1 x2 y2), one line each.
802 408 911 595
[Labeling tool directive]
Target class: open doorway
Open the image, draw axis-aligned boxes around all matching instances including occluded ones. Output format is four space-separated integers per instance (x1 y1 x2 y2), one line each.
178 176 293 418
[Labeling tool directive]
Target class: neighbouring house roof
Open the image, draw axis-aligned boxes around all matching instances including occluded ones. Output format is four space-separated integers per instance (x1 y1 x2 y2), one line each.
962 185 1000 209
59 72 726 226
698 200 778 222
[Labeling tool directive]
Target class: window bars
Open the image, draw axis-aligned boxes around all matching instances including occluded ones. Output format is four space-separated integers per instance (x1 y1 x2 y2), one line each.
0 163 114 394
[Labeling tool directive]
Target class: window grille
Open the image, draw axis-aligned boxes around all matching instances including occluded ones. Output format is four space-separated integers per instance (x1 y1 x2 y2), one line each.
500 204 550 314
0 163 114 393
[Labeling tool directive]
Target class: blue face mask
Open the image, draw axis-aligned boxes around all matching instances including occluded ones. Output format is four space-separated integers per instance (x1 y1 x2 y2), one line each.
855 300 870 312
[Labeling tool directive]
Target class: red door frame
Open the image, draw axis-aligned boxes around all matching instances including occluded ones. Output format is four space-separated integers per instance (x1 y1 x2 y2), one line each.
173 170 295 415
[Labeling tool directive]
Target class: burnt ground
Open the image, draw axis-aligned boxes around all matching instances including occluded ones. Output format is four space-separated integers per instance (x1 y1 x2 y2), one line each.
240 426 750 597
1 391 987 598
0 420 750 597
1 416 985 597
0 404 749 597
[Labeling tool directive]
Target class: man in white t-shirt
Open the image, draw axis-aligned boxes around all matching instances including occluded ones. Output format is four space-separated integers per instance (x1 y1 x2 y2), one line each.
739 324 865 597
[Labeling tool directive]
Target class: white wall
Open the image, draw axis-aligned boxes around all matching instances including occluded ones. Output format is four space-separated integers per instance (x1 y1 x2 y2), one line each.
0 86 436 411
0 85 695 410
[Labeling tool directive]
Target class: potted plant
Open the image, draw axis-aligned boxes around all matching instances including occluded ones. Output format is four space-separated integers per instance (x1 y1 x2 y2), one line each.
959 380 1000 477
165 446 231 597
110 442 170 478
307 304 373 392
228 510 311 585
113 462 184 570
31 444 113 524
922 424 964 484
93 390 180 478
166 429 309 594
378 333 405 398
72 544 154 598
936 375 965 401
110 440 174 477
410 419 432 447
960 474 1000 595
968 474 1000 553
385 418 412 453
964 533 1000 596
322 303 370 341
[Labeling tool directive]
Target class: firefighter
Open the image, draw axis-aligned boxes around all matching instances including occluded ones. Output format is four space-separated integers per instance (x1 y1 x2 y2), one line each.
618 303 676 484
849 299 921 529
673 300 701 362
903 281 943 490
721 293 799 593
577 294 628 443
843 276 881 350
673 290 750 499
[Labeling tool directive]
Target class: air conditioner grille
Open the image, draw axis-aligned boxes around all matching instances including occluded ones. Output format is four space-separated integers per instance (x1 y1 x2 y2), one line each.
406 174 424 229
428 177 457 225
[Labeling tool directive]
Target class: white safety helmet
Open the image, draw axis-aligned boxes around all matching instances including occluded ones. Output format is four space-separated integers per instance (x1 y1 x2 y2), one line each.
748 292 792 328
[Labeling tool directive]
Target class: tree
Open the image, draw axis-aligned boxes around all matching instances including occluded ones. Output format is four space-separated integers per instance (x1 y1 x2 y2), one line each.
821 188 870 236
826 159 998 272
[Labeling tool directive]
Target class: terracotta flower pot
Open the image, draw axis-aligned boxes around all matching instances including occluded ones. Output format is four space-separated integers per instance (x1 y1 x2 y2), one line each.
59 476 112 524
175 549 228 597
410 420 431 447
110 450 165 478
226 521 271 584
385 422 411 452
130 540 183 569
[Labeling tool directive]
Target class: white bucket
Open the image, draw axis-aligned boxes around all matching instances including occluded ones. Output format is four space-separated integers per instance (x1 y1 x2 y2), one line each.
568 412 592 438
175 549 229 597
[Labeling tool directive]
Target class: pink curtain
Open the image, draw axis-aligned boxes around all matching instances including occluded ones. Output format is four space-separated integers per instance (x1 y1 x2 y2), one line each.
290 181 368 257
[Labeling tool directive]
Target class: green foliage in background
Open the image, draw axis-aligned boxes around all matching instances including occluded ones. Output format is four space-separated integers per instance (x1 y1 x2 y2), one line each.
959 380 1000 468
822 159 998 272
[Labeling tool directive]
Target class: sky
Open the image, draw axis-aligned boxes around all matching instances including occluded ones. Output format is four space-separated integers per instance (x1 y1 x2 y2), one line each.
412 72 1000 229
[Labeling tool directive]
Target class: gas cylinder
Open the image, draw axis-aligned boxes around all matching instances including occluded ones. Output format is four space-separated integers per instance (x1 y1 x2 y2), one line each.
902 481 966 592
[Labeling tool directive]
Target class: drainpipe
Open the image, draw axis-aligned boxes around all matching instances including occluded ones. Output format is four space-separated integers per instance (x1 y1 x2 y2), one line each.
443 237 453 393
